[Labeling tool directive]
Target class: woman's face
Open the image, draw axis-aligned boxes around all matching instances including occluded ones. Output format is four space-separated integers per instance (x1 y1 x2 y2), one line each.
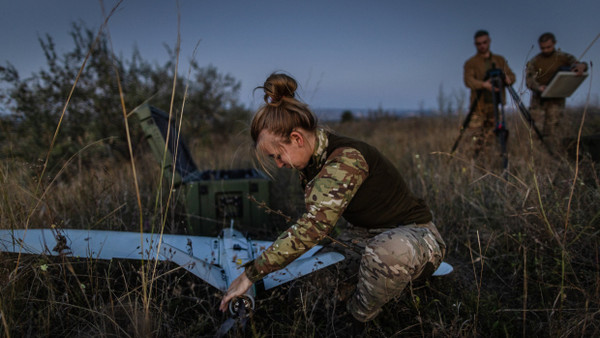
258 130 312 170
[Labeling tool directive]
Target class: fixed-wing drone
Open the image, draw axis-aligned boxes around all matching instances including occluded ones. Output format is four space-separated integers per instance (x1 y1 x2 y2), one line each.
0 224 453 315
0 223 346 314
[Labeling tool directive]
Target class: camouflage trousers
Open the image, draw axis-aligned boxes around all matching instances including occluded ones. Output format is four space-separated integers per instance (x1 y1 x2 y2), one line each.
462 103 510 170
347 222 446 322
530 97 566 148
465 104 497 158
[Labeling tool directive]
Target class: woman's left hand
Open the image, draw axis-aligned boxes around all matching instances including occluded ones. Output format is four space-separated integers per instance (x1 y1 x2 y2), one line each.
219 271 254 312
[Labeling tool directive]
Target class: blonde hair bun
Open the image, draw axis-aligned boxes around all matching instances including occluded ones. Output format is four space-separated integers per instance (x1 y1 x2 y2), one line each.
262 73 297 106
251 72 317 143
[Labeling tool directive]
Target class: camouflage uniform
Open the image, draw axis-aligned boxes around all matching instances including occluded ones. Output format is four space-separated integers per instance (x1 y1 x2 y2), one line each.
245 129 446 322
463 53 516 160
465 103 498 161
526 50 584 145
349 221 445 322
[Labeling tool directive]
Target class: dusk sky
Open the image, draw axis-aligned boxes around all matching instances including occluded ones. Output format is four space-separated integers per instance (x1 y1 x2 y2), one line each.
2 0 599 115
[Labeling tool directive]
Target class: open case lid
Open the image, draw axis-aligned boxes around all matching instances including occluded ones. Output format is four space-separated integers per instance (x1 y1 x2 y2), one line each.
541 71 588 98
132 104 199 185
131 103 268 184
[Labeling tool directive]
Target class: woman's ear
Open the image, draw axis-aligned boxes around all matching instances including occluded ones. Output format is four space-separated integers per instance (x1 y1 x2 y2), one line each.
289 131 304 147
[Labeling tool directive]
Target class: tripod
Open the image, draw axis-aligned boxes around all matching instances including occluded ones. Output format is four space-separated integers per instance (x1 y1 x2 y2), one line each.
451 66 552 170
505 85 554 156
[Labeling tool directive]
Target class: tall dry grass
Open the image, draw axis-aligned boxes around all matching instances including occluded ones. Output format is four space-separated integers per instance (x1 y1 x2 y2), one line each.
1 107 599 337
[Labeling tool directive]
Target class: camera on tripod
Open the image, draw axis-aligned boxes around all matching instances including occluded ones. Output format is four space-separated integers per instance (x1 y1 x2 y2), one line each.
484 66 506 102
484 67 505 82
450 62 554 172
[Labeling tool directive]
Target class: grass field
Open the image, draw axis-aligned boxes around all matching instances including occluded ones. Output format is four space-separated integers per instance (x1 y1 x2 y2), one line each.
1 106 599 337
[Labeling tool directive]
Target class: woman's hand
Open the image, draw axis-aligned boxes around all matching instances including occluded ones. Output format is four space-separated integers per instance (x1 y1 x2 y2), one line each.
219 271 254 312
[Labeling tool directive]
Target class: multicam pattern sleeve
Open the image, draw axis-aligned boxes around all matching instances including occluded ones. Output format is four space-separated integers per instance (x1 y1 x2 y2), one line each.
525 58 543 92
244 147 369 282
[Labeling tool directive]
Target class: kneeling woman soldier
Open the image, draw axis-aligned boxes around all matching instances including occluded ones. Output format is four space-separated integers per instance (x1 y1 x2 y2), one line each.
219 72 446 322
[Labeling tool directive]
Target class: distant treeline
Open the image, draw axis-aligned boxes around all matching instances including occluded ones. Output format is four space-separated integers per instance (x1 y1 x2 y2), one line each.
313 107 440 122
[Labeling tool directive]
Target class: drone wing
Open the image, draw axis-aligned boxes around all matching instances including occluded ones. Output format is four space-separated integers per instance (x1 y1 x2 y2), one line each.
0 228 227 290
432 262 453 276
252 238 451 286
249 239 346 290
262 251 345 290
0 228 159 259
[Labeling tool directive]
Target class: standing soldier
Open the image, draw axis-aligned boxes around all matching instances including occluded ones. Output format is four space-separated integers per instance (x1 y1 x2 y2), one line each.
463 30 516 161
526 32 588 145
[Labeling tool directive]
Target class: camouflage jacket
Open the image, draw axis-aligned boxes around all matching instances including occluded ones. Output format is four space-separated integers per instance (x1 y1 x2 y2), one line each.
245 128 368 282
526 50 579 91
525 50 585 106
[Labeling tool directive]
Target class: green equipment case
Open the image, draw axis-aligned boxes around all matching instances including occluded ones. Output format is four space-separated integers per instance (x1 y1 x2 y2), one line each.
132 103 270 236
